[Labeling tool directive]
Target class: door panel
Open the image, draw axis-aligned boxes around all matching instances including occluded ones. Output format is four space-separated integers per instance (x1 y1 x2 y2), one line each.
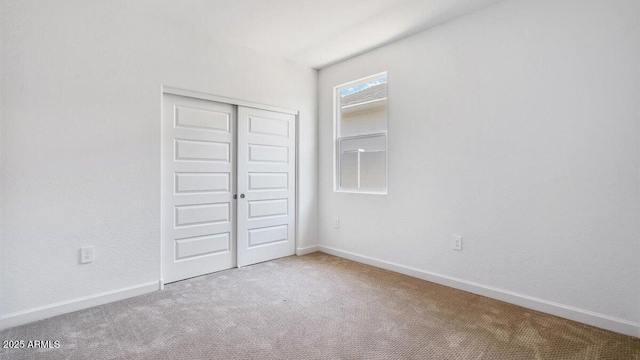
162 94 236 283
237 107 296 267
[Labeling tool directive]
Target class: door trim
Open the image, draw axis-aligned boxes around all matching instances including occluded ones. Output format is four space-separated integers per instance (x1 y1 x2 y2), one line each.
162 86 299 115
160 86 299 286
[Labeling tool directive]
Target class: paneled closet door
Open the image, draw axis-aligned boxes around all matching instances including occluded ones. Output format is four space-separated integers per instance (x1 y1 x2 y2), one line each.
162 94 236 283
236 106 296 267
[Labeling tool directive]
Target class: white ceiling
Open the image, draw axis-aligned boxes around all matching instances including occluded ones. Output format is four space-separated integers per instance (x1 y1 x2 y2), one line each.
147 0 504 69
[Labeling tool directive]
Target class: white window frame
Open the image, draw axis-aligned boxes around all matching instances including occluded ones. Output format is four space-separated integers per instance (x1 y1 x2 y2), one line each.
333 72 388 195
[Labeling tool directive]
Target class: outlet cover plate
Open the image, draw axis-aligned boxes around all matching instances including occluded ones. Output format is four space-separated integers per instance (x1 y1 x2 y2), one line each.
452 235 462 251
80 246 95 264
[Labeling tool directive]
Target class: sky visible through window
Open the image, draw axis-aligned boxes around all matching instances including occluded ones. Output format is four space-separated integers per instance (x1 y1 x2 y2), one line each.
340 77 387 97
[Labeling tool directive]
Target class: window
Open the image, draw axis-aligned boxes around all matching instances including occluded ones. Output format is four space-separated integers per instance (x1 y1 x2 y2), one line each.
334 72 387 194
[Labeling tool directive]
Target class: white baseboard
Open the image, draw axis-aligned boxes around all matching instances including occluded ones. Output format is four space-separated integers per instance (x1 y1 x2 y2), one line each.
296 245 320 256
318 246 640 338
0 281 161 331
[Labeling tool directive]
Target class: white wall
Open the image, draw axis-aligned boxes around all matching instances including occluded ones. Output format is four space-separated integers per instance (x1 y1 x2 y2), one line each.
0 0 318 320
0 0 3 313
319 0 640 336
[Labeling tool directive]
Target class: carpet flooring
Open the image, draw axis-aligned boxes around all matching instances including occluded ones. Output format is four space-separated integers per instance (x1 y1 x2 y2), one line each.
1 253 639 359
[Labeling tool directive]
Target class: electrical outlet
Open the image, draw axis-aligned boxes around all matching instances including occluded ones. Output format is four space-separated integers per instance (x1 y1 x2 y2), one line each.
333 217 340 229
452 235 462 251
80 246 95 264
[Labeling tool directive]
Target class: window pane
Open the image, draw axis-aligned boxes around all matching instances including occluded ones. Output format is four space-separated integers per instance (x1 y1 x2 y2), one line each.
359 151 386 190
340 151 358 189
339 77 387 138
339 135 386 192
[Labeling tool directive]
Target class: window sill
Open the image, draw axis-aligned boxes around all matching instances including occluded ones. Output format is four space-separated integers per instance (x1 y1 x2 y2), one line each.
334 189 388 196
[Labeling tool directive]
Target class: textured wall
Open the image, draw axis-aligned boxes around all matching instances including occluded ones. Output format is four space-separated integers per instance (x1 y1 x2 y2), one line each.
0 0 3 313
0 0 318 315
319 0 640 326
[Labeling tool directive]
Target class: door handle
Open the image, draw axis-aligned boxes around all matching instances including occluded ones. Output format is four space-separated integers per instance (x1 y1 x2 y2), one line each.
240 194 245 199
233 194 237 200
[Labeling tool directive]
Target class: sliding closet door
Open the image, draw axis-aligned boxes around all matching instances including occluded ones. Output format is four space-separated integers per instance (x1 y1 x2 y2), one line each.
162 94 236 283
236 107 296 267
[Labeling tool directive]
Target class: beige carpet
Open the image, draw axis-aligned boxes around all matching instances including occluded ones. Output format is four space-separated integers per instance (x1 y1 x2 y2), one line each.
1 253 638 359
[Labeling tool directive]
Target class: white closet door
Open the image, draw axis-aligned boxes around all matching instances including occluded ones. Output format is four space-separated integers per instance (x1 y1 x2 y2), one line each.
237 107 296 267
162 94 236 283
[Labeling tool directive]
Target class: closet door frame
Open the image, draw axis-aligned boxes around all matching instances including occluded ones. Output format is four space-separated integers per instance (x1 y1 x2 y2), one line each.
160 86 299 288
